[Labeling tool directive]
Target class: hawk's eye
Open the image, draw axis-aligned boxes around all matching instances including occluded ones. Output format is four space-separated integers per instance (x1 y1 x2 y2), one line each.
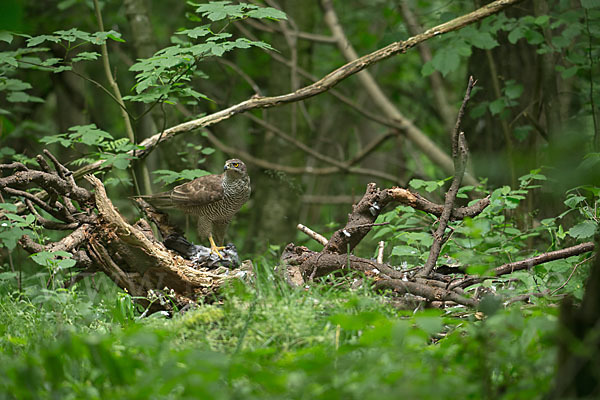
232 163 239 168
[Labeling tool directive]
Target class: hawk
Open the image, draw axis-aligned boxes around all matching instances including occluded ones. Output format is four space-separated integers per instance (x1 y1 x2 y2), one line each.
140 159 250 258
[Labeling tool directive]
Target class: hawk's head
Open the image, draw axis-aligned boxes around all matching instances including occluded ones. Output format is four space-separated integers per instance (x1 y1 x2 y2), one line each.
224 159 247 177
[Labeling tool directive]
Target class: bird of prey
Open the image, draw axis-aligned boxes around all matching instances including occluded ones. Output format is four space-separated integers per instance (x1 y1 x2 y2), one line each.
140 159 250 258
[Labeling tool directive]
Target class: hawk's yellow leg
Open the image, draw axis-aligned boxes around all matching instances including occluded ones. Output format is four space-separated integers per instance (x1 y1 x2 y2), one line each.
209 234 226 259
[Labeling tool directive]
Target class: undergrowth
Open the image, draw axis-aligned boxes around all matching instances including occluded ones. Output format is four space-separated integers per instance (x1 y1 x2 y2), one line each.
0 258 559 400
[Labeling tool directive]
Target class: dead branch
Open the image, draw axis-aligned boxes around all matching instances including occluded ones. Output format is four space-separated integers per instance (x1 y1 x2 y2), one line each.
419 76 476 278
374 279 478 308
281 244 405 280
495 242 595 276
1 152 252 312
296 224 328 246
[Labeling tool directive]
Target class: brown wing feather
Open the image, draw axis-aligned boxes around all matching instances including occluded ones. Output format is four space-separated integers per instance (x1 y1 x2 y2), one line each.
169 173 224 207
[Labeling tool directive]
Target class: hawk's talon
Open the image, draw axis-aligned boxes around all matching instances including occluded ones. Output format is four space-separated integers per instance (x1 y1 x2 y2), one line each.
209 235 226 259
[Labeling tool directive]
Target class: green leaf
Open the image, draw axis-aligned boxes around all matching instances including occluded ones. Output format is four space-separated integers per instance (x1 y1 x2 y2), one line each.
432 47 460 77
177 25 212 39
6 91 44 103
409 179 425 190
102 153 132 170
468 31 498 49
0 203 18 213
421 61 435 77
466 264 490 275
568 221 598 239
504 81 524 99
0 271 17 281
0 31 13 44
57 258 77 269
27 34 61 47
489 98 505 115
560 66 579 79
40 134 72 147
534 15 550 26
31 251 55 266
194 1 246 21
564 195 586 209
106 32 126 43
67 124 114 145
0 228 26 250
246 7 287 20
71 51 100 62
0 78 32 91
508 27 525 44
524 29 544 45
514 125 532 142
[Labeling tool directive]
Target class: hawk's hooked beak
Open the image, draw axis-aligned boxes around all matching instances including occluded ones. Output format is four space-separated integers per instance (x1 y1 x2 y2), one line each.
224 164 230 171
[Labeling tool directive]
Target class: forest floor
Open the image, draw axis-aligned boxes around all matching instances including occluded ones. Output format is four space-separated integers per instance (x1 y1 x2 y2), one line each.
0 253 558 400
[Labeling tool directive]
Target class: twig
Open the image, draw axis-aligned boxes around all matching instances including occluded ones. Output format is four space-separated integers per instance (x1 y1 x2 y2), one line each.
419 76 476 277
297 224 328 246
24 199 78 230
494 242 595 276
551 255 595 295
3 187 69 223
449 242 597 290
88 238 145 297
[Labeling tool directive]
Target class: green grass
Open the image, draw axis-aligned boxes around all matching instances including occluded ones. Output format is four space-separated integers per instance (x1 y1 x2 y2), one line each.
0 259 560 399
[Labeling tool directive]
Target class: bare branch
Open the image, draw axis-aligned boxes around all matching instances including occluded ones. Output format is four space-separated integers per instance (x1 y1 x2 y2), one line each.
449 242 596 289
494 242 595 277
296 224 328 246
419 77 476 277
551 255 595 295
374 278 478 307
